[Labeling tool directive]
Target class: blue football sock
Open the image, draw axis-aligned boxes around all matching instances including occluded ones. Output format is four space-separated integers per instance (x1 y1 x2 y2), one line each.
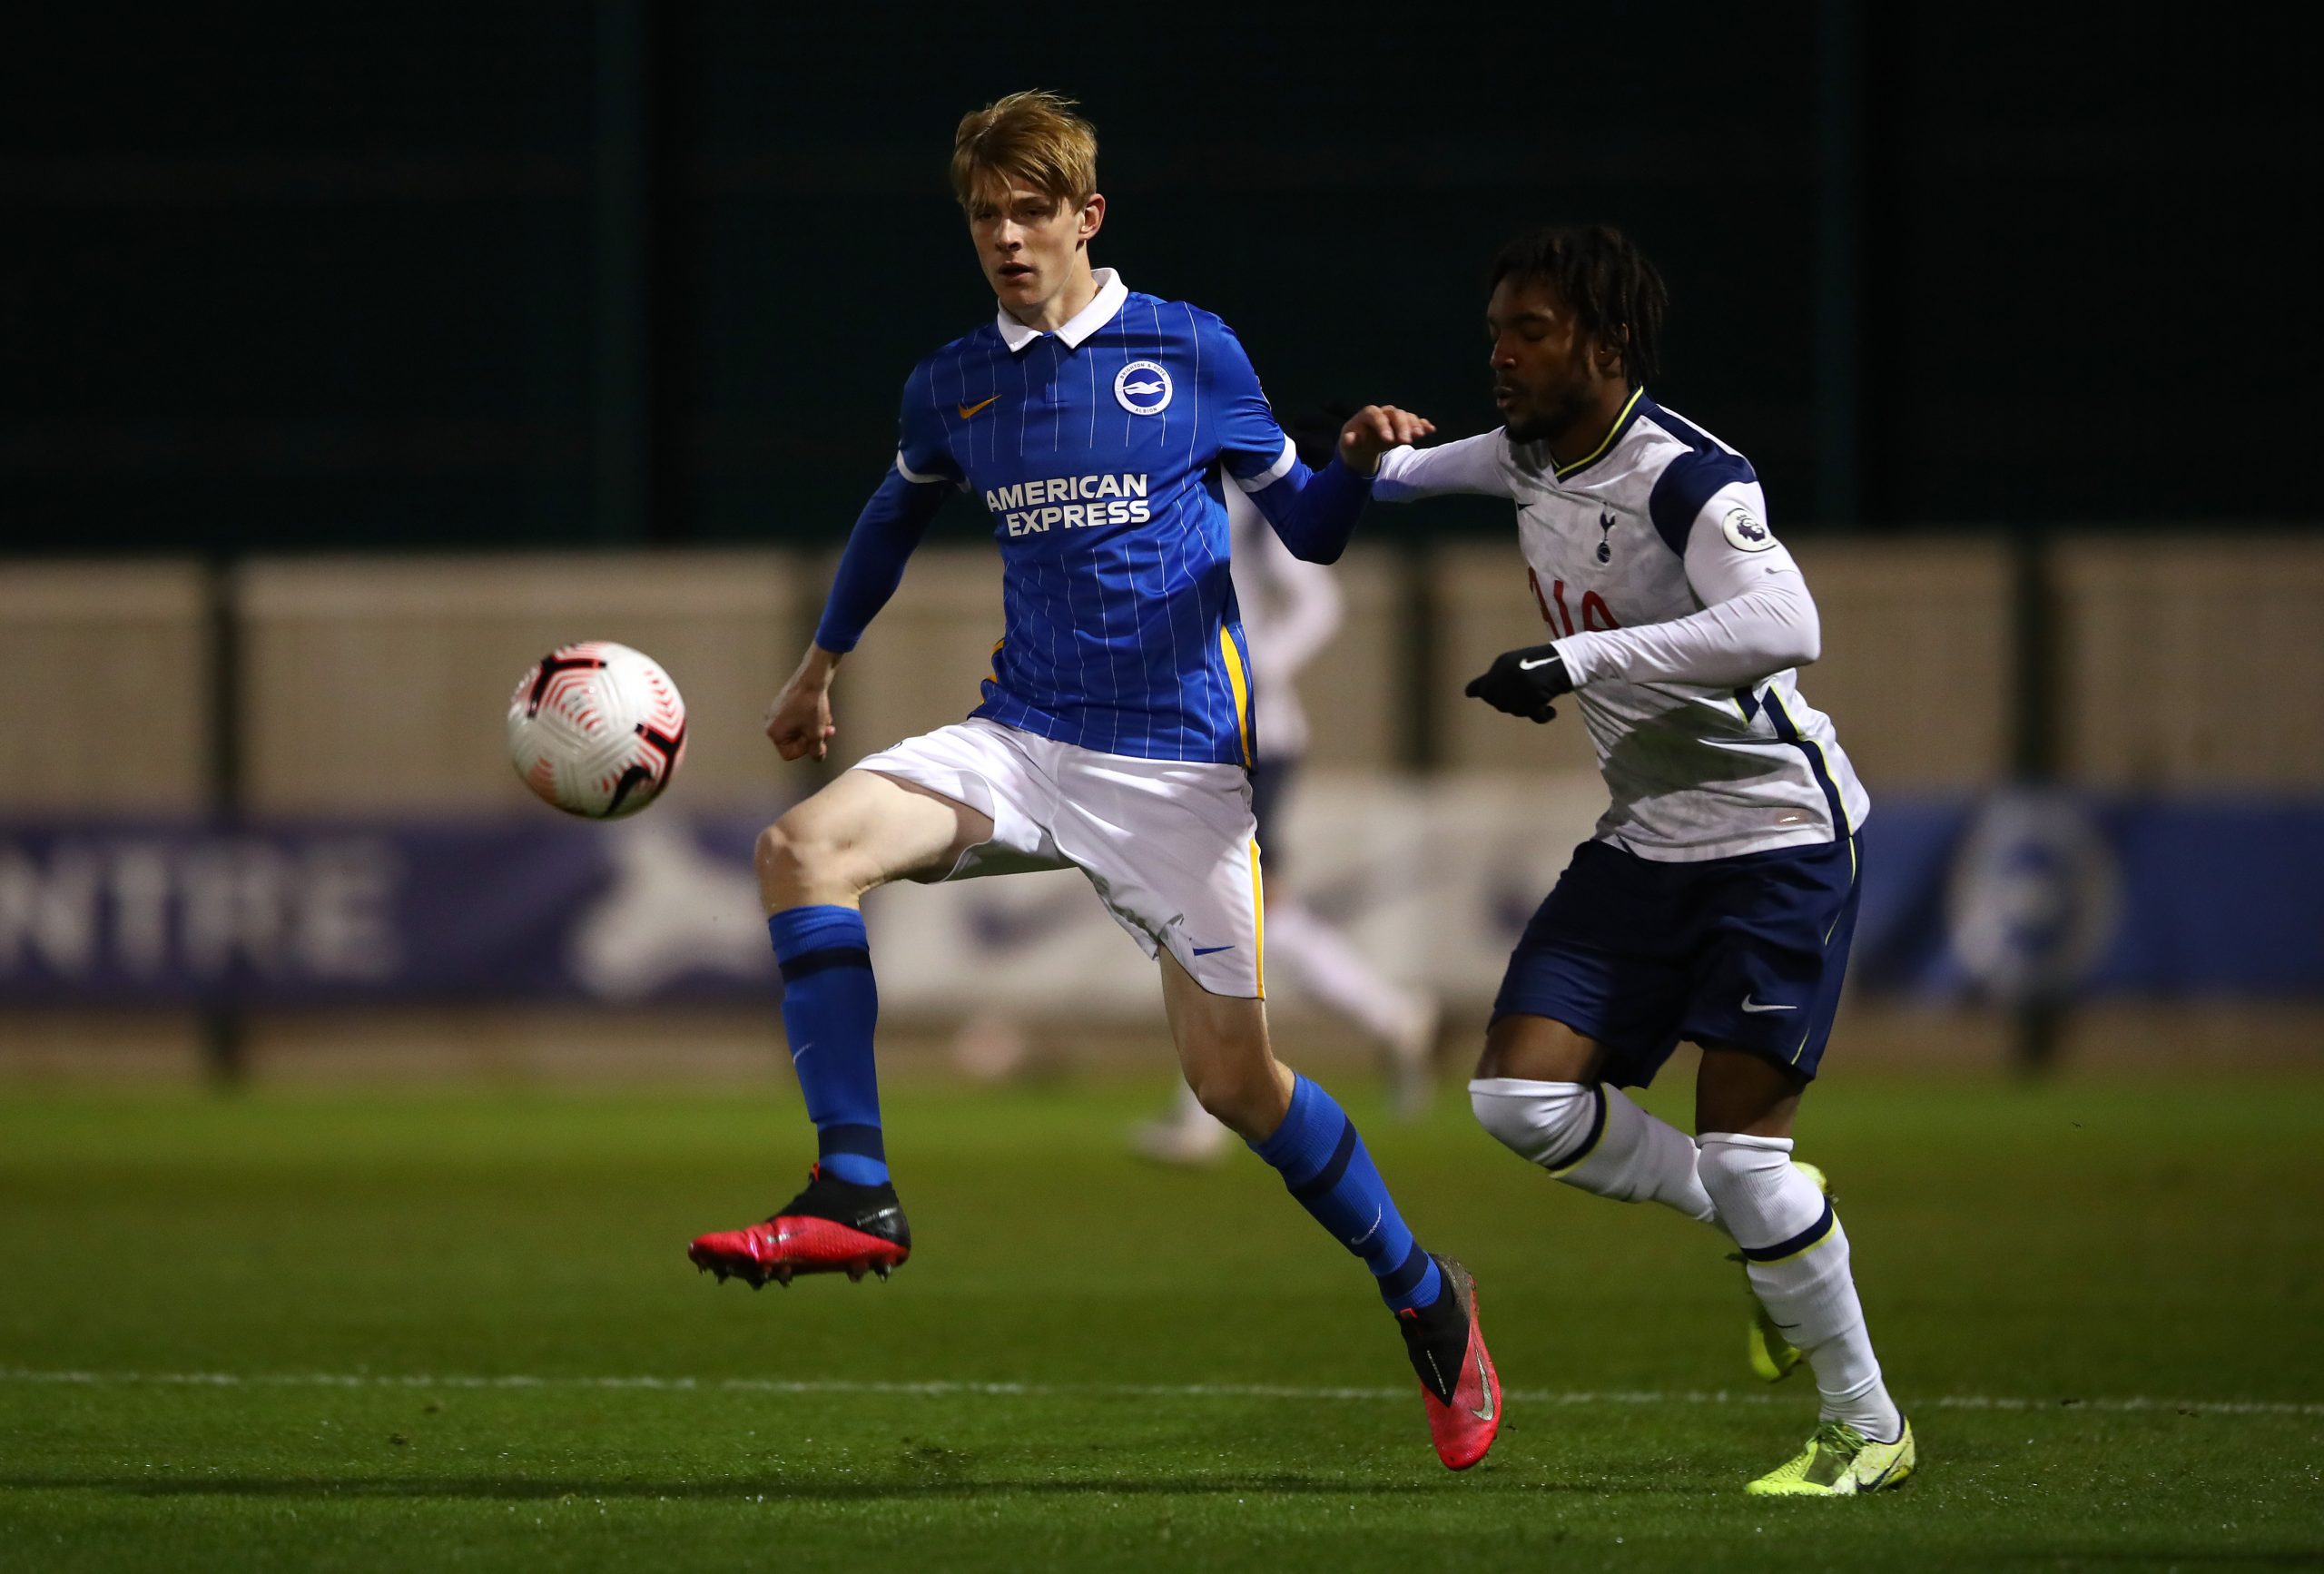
1251 1074 1443 1313
767 905 887 1186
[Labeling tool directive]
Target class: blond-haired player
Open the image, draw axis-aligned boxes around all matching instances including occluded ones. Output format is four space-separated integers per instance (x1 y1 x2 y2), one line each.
685 93 1501 1471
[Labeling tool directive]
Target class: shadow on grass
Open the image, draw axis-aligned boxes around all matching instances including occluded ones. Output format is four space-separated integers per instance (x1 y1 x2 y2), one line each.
3 1470 1659 1504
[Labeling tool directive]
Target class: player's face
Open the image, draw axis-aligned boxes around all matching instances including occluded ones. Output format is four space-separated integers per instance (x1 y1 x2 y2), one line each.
1486 276 1603 447
967 178 1104 322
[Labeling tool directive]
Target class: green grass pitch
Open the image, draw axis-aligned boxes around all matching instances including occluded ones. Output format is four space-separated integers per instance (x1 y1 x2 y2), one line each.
5 1071 2322 1570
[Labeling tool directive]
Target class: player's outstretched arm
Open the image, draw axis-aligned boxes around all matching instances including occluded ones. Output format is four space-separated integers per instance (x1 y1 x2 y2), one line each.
771 453 953 762
1205 316 1431 565
1337 405 1437 474
1252 405 1435 565
1370 429 1519 503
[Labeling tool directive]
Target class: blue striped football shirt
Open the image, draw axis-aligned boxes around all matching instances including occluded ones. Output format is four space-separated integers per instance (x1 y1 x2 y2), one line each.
812 269 1371 765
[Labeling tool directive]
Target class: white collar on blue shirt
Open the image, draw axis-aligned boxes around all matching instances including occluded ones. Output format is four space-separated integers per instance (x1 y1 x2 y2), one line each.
994 267 1128 353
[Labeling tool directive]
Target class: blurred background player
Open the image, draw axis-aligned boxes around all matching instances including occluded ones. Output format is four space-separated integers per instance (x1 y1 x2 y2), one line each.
684 92 1502 1470
1131 411 1441 1165
1374 223 1910 1495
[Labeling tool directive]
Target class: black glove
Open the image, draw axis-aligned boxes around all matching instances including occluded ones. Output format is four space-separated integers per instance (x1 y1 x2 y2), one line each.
1464 643 1572 723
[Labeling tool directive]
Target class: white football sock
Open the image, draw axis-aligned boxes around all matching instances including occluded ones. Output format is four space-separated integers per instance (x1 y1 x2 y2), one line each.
1265 901 1432 1049
1470 1078 1718 1225
1698 1131 1901 1441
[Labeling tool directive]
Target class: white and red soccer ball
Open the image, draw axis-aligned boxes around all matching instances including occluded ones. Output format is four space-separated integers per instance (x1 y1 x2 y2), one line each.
507 641 687 819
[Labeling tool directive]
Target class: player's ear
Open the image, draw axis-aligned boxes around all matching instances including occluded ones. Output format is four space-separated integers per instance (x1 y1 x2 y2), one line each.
1598 323 1630 379
1077 192 1106 245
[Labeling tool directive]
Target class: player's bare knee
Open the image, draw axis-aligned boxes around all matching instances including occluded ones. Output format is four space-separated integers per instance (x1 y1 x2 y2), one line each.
753 814 854 909
1187 1063 1275 1139
751 818 808 886
1186 1065 1248 1126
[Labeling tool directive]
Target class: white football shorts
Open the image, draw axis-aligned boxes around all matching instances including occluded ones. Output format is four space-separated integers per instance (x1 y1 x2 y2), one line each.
853 718 1265 998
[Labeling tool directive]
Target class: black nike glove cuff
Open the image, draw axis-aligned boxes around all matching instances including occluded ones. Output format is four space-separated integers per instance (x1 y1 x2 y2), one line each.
1502 644 1572 699
1464 642 1574 722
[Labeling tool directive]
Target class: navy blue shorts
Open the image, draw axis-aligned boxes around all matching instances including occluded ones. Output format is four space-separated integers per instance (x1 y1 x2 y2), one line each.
1492 834 1863 1087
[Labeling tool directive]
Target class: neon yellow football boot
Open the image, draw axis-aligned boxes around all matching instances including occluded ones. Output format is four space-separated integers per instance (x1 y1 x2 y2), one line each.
1738 1161 1828 1382
1746 1418 1915 1496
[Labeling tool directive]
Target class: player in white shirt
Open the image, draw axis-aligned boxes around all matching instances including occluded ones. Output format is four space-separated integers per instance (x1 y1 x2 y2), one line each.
1373 224 1913 1497
1133 424 1443 1165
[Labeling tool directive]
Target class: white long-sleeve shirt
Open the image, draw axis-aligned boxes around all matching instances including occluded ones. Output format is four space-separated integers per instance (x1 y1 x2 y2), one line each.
1374 392 1868 861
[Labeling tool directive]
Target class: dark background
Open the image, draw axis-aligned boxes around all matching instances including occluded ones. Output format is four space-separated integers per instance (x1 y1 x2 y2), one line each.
5 4 2313 556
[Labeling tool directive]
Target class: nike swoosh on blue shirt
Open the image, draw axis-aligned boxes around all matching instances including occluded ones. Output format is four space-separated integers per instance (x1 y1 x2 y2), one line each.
1191 945 1236 956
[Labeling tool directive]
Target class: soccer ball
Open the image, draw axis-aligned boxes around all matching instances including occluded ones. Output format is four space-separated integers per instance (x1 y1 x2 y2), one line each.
507 641 688 819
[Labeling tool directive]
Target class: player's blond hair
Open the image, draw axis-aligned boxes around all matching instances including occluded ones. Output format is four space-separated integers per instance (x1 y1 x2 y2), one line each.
950 91 1098 214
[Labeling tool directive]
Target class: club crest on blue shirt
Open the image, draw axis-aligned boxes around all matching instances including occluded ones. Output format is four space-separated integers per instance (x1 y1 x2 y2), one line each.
1114 360 1173 417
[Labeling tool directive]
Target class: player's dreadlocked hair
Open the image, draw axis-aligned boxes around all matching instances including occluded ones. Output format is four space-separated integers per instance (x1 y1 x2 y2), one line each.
1487 225 1668 388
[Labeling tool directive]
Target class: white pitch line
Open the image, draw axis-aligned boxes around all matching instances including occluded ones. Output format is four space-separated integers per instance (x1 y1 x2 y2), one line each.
4 1369 2322 1419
